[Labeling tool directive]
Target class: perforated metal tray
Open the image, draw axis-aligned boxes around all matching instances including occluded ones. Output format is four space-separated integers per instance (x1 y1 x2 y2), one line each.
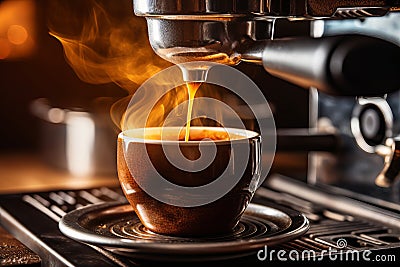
59 202 309 261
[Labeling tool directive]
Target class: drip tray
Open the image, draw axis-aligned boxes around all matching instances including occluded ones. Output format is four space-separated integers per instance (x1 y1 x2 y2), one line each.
59 202 309 261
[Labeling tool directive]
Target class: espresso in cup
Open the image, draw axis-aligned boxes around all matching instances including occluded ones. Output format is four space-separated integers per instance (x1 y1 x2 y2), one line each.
117 126 261 236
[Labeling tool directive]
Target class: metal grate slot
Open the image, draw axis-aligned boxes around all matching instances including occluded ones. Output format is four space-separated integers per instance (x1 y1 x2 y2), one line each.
360 233 400 244
316 234 384 249
333 7 389 18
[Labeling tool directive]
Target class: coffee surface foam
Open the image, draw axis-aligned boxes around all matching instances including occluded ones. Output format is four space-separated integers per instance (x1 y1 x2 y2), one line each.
123 127 253 142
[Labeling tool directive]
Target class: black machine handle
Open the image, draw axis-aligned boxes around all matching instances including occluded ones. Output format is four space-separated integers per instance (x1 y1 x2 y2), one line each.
261 34 400 96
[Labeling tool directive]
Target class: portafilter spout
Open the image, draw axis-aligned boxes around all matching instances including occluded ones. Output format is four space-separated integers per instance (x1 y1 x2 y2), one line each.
132 0 271 82
178 62 211 83
141 17 246 82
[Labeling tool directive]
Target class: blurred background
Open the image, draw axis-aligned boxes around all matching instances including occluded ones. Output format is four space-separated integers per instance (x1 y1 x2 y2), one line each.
0 0 310 181
0 0 128 153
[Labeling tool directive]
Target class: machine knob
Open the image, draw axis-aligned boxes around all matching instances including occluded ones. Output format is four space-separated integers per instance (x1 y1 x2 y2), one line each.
351 97 393 154
359 107 385 145
350 97 400 187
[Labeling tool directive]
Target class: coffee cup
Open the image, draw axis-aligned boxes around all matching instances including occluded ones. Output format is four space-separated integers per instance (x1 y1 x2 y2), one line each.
117 126 261 236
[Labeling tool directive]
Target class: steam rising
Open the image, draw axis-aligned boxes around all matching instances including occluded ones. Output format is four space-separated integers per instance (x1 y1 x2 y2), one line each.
47 0 175 129
48 0 170 90
47 0 250 131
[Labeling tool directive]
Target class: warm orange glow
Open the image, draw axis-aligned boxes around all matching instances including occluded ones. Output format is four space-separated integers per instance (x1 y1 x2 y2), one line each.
47 0 175 130
0 0 36 59
7 25 28 45
48 0 171 92
143 84 191 129
129 127 236 141
0 38 11 59
48 1 234 133
120 81 227 132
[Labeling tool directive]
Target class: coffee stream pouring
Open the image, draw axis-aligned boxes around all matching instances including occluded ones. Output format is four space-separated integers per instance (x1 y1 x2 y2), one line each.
132 0 400 187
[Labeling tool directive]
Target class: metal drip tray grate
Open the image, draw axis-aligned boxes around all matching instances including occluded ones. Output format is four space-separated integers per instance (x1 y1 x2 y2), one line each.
59 202 309 261
1 181 400 266
106 215 272 242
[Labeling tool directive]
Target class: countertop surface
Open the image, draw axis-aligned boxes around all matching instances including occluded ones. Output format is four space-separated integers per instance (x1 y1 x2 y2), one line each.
0 153 119 194
0 153 120 266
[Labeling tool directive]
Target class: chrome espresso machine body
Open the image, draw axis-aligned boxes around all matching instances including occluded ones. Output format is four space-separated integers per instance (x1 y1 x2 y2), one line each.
309 14 400 211
133 0 400 222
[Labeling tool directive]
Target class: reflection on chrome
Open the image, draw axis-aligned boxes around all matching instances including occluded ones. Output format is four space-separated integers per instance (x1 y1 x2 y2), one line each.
66 112 95 177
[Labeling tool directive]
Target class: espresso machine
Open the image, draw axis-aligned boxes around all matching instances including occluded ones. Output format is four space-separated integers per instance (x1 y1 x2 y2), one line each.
3 1 400 266
132 1 400 191
130 0 400 258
